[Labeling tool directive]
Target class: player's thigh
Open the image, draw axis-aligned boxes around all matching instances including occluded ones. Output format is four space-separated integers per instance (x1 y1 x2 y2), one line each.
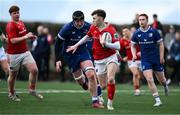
107 62 118 78
143 69 154 81
129 67 140 77
23 51 38 73
0 59 9 73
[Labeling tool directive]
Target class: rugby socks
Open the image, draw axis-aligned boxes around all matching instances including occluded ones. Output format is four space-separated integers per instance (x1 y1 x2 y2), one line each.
29 83 36 91
134 85 140 90
108 83 115 100
97 84 102 97
92 96 98 104
153 93 161 102
9 88 15 95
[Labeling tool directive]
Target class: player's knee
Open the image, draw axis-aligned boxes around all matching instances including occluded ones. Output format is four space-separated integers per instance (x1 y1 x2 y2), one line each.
108 77 115 84
85 71 95 79
133 72 139 78
146 77 154 83
31 68 38 76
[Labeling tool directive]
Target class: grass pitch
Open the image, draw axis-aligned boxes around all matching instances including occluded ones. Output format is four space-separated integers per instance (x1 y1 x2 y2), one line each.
0 80 180 114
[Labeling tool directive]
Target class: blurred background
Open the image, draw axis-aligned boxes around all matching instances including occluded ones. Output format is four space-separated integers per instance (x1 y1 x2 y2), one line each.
0 0 180 85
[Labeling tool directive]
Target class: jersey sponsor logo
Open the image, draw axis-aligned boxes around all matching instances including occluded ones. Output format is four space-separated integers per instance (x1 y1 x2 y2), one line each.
138 34 141 37
139 41 154 44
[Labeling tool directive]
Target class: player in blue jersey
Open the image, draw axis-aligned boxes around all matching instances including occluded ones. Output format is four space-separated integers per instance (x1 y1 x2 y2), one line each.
131 14 168 107
55 10 104 108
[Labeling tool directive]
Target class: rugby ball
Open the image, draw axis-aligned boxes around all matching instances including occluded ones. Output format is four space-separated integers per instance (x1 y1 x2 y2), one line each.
101 32 112 43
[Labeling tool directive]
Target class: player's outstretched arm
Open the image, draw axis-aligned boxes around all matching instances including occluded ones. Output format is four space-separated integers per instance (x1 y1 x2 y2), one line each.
66 35 90 53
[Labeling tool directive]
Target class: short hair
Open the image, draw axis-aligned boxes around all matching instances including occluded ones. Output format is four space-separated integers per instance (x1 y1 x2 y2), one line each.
153 14 157 18
91 9 106 19
122 26 129 30
72 10 84 21
9 5 19 14
139 13 148 21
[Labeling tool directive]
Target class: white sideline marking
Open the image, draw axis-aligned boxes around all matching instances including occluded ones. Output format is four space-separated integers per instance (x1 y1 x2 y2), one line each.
0 89 180 94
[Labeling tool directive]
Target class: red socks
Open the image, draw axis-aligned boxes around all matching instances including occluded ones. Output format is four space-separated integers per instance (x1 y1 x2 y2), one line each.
29 83 36 91
134 85 140 90
107 83 115 100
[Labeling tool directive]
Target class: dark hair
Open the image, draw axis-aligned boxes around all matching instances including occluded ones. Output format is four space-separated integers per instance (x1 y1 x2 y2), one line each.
9 5 19 14
153 14 157 18
122 26 129 30
72 10 84 21
139 13 148 21
91 9 106 19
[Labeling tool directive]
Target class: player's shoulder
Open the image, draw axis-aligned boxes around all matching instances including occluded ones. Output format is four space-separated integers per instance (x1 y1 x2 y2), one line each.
84 21 91 27
6 21 16 29
61 21 73 31
149 27 159 33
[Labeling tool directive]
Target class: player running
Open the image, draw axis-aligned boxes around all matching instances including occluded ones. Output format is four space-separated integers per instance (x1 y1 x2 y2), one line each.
131 13 168 106
97 26 143 96
120 26 142 95
67 9 120 110
55 10 104 109
6 5 43 101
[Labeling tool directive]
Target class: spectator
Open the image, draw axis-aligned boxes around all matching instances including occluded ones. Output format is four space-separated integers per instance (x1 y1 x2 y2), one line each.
32 25 51 81
152 14 164 37
164 25 175 51
131 13 140 29
166 31 180 86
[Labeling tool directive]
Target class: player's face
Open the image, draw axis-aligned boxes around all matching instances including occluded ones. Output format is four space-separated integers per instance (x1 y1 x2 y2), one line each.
122 28 130 39
11 11 20 22
74 20 84 29
92 14 103 27
175 32 180 40
139 16 148 28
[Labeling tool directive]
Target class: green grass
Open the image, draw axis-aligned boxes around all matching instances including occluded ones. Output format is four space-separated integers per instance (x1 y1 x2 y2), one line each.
0 80 180 114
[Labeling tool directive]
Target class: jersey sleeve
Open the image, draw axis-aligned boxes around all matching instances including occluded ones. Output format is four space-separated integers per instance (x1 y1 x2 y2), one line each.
57 24 69 40
111 26 120 43
154 29 163 43
86 25 93 37
131 32 138 44
6 23 18 39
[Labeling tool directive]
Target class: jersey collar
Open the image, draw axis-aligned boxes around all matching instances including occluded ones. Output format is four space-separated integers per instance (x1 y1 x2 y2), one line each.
140 26 150 32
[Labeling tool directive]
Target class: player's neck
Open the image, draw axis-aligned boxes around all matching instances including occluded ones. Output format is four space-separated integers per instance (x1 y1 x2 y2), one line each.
141 25 149 31
98 22 106 31
12 19 19 23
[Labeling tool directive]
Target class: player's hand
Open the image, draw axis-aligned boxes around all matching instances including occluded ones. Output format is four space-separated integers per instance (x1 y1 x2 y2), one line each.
56 61 62 72
25 32 36 40
132 55 137 62
66 45 78 54
30 35 37 40
160 57 165 64
137 52 141 57
123 57 128 62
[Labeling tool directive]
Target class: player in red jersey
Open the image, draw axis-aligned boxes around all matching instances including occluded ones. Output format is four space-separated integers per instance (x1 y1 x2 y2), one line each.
120 26 142 96
6 5 43 101
67 9 120 110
